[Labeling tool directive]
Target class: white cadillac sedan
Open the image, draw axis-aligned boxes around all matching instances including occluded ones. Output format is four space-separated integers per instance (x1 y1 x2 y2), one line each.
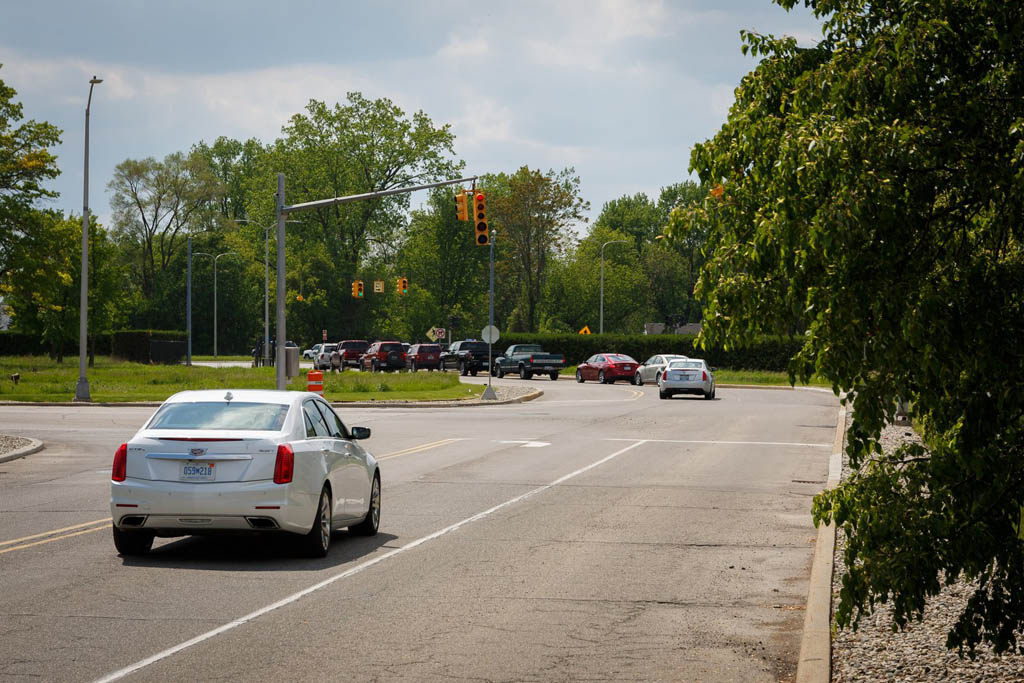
110 389 380 558
658 359 716 400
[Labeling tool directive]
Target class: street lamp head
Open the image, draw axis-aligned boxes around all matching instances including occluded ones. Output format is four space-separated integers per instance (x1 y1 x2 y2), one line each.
89 76 103 84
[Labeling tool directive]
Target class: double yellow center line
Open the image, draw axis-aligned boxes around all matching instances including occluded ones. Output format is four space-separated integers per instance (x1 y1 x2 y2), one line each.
377 438 462 461
0 517 111 556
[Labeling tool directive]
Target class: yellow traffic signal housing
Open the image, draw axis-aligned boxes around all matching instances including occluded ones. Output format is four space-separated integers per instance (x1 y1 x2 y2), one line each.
474 192 489 246
357 280 365 298
397 277 409 295
352 280 364 298
455 191 469 221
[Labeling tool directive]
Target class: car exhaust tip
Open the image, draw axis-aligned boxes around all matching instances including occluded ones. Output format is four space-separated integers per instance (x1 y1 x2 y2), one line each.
119 515 148 527
245 517 280 530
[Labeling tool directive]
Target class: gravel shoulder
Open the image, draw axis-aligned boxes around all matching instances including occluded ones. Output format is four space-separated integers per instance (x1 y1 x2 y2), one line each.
831 417 1024 681
0 434 31 457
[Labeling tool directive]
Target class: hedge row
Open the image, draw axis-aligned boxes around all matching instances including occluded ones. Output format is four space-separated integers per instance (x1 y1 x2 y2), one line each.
489 333 804 372
0 330 187 363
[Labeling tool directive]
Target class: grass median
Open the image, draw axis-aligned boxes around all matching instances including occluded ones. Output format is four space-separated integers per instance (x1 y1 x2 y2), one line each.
0 356 484 403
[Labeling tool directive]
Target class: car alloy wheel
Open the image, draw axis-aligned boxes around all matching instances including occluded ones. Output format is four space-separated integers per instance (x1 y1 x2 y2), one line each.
351 474 380 536
633 372 643 386
300 488 331 558
576 370 584 383
598 370 606 384
494 364 504 378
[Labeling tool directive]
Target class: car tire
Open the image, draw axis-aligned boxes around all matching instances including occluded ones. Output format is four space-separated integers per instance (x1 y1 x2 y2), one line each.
659 390 669 400
112 526 154 556
598 370 606 384
470 369 478 377
655 372 661 384
705 386 716 400
494 364 504 379
372 361 379 373
519 365 532 380
350 473 381 537
576 370 584 383
633 372 643 386
299 487 332 558
411 361 417 373
459 362 468 376
550 371 558 381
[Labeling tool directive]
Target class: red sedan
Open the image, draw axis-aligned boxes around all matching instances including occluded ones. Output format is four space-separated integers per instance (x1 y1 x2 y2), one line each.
575 353 640 384
405 343 442 371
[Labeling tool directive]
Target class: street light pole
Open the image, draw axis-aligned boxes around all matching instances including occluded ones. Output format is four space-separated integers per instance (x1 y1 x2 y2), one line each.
75 76 102 402
237 219 300 365
193 251 237 358
600 240 629 335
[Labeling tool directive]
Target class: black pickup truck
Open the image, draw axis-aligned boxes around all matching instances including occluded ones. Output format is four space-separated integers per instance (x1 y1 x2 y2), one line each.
439 339 492 376
492 344 565 380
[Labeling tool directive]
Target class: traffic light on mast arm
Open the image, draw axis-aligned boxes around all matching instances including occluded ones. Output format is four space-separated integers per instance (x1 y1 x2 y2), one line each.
455 191 469 221
397 277 409 295
351 280 364 298
474 192 489 246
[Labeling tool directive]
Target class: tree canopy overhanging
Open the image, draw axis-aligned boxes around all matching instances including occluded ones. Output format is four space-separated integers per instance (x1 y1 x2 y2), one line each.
664 0 1024 655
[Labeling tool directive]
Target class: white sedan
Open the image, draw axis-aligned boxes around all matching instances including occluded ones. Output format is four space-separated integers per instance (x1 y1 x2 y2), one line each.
658 359 716 400
109 389 380 557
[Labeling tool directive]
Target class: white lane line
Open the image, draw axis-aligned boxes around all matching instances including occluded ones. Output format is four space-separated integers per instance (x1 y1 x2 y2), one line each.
603 438 831 448
91 439 650 683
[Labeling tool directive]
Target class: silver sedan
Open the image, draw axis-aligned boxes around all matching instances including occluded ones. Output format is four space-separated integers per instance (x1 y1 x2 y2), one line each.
658 359 716 400
634 354 688 385
109 389 380 558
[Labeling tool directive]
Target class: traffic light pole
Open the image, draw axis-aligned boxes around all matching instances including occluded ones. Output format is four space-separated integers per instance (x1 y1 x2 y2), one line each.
485 230 496 400
274 173 479 390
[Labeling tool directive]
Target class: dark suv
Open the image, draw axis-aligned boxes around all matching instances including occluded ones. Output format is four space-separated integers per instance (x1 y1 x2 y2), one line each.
439 339 491 376
406 343 442 371
359 341 406 372
338 340 370 368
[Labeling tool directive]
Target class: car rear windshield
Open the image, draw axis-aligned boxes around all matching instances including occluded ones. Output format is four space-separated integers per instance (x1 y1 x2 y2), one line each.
463 342 489 354
607 354 636 363
147 402 290 431
379 342 404 352
417 344 440 352
321 344 337 352
669 360 703 369
341 341 368 349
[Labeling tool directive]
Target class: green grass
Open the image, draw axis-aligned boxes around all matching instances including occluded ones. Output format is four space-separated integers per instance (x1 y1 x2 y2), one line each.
189 355 253 362
0 356 483 403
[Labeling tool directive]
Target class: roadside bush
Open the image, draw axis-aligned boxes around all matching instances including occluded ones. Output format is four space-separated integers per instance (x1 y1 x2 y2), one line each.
111 330 187 363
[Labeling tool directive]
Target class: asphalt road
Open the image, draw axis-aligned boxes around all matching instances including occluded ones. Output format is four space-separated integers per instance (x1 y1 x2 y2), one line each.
0 377 838 682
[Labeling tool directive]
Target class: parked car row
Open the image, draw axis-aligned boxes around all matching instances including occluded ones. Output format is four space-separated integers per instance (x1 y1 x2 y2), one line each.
575 352 716 399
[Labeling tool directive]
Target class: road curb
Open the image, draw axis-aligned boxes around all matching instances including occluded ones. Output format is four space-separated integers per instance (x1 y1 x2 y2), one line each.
330 388 544 408
796 404 847 683
0 437 44 464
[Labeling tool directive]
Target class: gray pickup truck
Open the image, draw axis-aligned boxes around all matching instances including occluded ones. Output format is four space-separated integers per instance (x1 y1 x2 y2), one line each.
492 344 565 380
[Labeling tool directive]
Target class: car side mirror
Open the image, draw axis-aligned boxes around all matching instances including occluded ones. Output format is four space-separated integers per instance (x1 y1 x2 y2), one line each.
350 426 371 440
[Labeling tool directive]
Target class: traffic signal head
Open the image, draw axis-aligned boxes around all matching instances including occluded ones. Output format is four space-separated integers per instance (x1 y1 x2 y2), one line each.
474 192 489 246
455 191 469 221
351 281 358 298
355 280 364 298
397 277 409 295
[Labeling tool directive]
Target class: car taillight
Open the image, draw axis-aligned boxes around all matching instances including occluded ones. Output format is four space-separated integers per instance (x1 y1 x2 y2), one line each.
112 443 127 482
703 370 708 381
274 444 294 484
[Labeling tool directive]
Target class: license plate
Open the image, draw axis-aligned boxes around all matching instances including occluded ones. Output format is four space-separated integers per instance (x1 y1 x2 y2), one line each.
181 462 215 481
544 366 553 371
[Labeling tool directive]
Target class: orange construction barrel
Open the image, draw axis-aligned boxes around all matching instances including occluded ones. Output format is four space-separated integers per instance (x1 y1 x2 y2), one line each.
307 370 324 396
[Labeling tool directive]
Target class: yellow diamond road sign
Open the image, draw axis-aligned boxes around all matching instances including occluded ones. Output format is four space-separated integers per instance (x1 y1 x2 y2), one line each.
579 325 591 335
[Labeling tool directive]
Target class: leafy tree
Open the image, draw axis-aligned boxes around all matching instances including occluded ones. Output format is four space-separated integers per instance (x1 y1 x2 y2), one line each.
667 0 1024 655
250 93 461 343
0 66 62 275
485 167 589 332
593 193 663 252
192 136 264 221
2 212 124 361
108 150 225 308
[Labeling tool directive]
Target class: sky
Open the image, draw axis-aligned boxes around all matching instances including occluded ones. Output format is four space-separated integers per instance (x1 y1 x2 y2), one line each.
0 0 824 231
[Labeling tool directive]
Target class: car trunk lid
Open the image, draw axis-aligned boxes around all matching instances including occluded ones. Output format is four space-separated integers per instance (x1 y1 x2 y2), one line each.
126 430 283 483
